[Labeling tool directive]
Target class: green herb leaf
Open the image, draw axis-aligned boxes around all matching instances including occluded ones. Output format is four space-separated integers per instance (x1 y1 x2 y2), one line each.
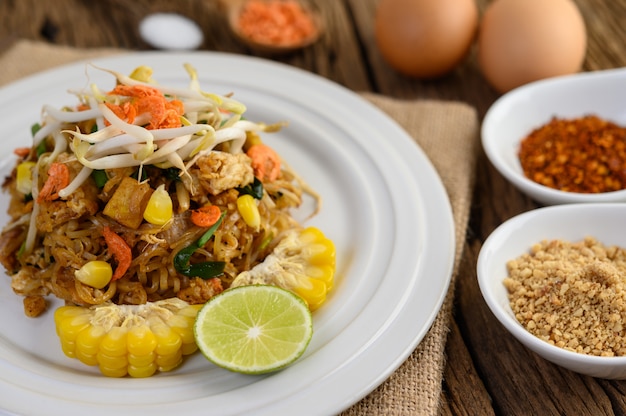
92 170 108 188
30 123 41 137
173 212 226 279
163 167 182 181
131 168 148 182
185 262 226 279
35 138 47 157
238 177 263 199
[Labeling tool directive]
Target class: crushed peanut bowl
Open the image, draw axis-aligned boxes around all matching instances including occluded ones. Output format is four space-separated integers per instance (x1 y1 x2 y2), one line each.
477 203 626 379
481 67 626 206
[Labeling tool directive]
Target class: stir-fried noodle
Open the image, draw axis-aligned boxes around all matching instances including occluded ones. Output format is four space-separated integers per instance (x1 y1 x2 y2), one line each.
0 64 314 317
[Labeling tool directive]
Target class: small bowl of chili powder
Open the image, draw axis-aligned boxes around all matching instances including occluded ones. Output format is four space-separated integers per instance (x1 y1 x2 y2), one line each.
482 67 626 205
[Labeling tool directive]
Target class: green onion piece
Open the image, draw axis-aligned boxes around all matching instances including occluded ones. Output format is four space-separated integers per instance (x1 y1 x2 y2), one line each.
35 139 47 157
173 212 226 279
92 170 108 188
30 123 41 137
238 177 263 199
16 239 26 258
184 262 225 280
163 167 182 182
259 231 274 251
131 168 148 182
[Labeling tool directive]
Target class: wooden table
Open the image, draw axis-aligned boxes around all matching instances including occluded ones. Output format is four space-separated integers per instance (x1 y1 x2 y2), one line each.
1 0 626 414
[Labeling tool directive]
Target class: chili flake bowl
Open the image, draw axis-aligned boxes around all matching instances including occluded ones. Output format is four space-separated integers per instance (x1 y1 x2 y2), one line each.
482 67 626 205
477 203 626 379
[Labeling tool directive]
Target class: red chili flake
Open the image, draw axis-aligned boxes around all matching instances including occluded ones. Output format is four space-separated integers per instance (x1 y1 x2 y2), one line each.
518 115 626 193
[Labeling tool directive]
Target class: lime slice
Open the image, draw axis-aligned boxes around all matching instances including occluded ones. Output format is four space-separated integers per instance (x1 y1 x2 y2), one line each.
194 285 313 374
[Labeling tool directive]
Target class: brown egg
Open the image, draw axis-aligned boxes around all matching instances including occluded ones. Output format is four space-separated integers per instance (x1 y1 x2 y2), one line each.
374 0 478 79
478 0 587 94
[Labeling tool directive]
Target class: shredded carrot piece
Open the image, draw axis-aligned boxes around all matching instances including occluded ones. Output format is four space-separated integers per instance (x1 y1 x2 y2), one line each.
238 0 317 47
109 85 160 98
102 226 132 281
13 147 30 158
37 163 70 203
190 205 222 227
105 85 184 130
247 144 281 181
106 101 137 125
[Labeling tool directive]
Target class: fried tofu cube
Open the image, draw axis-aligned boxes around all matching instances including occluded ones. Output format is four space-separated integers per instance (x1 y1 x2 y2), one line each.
103 176 153 229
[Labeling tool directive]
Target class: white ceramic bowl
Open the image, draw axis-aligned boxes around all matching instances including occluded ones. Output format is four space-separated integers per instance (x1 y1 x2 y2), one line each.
482 68 626 205
477 203 626 379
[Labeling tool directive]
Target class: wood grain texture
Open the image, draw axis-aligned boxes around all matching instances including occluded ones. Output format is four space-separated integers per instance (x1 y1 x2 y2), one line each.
1 0 626 414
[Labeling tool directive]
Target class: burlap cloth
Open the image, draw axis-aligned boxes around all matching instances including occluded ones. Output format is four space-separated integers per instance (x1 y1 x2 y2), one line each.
0 40 479 416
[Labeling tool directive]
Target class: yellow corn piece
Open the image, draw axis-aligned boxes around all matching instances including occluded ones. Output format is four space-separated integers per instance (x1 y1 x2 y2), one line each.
16 161 36 194
231 226 336 311
236 194 261 229
294 277 328 311
143 184 173 226
129 65 154 83
54 298 202 378
75 260 113 289
245 130 263 147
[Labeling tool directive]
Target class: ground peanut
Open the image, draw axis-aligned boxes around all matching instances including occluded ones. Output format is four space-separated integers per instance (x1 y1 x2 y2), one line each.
504 237 626 357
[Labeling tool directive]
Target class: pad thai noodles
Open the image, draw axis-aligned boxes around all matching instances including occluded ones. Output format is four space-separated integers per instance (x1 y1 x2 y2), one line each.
0 64 333 322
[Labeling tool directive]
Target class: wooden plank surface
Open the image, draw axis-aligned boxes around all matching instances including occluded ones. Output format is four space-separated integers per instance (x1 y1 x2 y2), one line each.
1 0 626 414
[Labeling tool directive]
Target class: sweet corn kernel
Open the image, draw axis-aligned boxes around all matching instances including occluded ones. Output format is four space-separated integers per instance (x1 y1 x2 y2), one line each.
75 260 113 289
306 264 335 291
16 161 36 194
75 325 106 356
300 228 336 266
157 350 183 371
97 351 128 370
54 299 201 378
245 131 263 147
75 348 99 366
57 313 91 342
181 342 198 355
129 352 156 367
149 318 182 356
100 327 128 356
100 364 128 378
127 325 157 356
60 339 76 358
143 184 173 225
294 277 327 311
128 362 157 378
169 315 195 344
179 304 203 318
236 194 261 229
54 307 89 329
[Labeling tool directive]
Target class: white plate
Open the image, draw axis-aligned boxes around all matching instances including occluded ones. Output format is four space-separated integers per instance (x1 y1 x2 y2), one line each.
0 52 455 415
482 68 626 205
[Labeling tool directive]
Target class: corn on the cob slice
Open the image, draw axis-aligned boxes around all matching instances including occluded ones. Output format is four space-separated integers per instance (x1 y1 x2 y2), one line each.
54 298 201 377
230 226 336 310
